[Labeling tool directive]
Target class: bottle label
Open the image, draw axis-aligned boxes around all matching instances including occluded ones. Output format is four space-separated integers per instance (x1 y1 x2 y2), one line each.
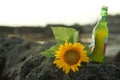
103 37 108 55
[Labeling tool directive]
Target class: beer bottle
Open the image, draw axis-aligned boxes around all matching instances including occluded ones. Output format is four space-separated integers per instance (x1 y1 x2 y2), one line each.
91 6 109 62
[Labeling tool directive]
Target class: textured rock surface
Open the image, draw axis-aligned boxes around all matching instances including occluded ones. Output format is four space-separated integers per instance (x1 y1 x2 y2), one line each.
0 37 120 80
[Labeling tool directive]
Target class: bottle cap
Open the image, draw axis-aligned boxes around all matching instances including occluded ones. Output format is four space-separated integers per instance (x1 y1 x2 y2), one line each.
101 6 108 16
101 6 108 11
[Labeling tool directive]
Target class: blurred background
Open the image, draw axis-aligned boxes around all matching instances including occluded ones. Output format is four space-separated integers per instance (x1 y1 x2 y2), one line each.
0 0 120 57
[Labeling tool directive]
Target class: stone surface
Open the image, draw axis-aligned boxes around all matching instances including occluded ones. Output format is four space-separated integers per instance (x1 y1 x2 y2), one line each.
0 37 120 80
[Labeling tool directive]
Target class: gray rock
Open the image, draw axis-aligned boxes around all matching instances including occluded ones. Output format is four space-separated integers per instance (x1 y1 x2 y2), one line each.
0 37 120 80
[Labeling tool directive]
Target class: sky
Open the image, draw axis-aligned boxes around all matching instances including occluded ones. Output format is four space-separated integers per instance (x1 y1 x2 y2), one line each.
0 0 120 26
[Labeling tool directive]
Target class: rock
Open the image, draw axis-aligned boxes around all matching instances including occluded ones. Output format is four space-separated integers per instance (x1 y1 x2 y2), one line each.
24 58 120 80
0 37 23 79
0 37 120 80
1 38 42 80
114 51 120 67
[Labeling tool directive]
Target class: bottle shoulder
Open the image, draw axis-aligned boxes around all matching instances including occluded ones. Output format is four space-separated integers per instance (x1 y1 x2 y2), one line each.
95 21 107 28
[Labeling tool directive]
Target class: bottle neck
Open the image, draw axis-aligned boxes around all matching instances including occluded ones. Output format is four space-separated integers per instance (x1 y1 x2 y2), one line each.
97 15 107 26
100 15 107 22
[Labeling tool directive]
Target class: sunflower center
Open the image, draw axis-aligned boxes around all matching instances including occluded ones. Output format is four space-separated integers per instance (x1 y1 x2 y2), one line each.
64 50 80 65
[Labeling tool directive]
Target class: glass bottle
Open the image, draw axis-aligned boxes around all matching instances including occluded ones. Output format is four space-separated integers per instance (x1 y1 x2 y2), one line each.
91 6 109 62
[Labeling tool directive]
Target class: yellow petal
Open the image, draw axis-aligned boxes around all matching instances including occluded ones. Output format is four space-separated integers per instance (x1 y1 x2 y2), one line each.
71 65 76 72
64 65 70 74
53 42 89 74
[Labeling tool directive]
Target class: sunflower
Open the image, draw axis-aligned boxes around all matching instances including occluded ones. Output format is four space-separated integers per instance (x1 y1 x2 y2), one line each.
53 42 89 74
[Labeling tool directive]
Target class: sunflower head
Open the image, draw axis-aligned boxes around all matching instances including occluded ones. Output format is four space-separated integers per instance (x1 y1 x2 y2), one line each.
53 42 89 74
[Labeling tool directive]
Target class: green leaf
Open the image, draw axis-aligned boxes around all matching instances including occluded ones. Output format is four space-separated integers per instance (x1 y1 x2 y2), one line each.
41 27 80 58
69 31 79 43
41 44 60 58
83 44 92 61
51 27 78 43
73 31 79 43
